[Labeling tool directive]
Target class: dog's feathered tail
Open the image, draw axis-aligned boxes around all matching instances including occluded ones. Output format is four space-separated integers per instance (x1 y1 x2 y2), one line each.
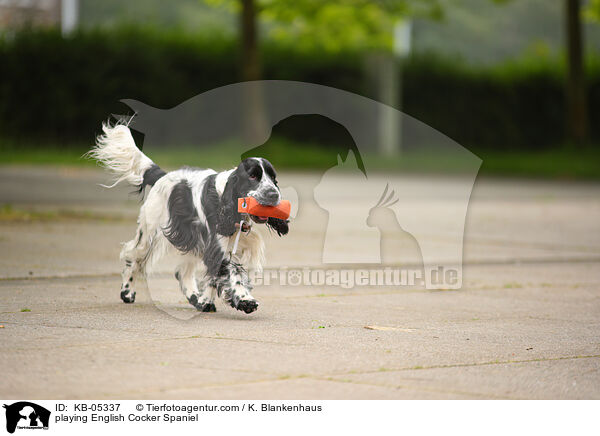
86 121 166 193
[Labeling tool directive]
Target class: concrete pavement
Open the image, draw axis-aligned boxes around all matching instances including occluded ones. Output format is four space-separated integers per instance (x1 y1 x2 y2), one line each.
0 166 598 399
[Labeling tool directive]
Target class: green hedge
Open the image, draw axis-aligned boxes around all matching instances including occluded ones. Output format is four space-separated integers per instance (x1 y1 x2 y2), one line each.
402 56 577 150
0 27 239 144
1 27 598 150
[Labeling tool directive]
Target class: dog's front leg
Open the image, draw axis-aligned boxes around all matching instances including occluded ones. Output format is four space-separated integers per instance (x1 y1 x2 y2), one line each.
203 234 259 314
216 259 258 314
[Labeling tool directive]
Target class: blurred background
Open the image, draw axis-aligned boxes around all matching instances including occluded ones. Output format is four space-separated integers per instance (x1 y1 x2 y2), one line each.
0 0 599 177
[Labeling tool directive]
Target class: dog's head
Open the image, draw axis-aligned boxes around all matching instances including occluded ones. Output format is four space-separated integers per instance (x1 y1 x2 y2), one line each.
218 157 289 236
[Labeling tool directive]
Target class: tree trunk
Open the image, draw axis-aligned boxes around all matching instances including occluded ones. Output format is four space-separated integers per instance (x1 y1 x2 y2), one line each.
241 0 260 81
240 0 267 145
565 0 588 145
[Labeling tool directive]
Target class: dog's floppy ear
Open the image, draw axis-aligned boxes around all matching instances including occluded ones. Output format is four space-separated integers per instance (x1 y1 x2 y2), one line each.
267 217 289 236
217 169 241 236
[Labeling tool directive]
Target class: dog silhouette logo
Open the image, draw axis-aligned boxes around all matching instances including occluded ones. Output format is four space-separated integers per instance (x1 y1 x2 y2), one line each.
119 80 481 291
3 402 50 434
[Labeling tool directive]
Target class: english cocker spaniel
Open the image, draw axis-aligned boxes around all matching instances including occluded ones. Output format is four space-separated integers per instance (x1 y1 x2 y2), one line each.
88 122 289 314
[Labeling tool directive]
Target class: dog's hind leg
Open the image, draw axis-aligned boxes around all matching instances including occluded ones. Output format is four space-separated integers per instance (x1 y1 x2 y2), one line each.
119 225 149 304
175 259 215 312
194 264 217 312
120 258 137 303
195 276 217 313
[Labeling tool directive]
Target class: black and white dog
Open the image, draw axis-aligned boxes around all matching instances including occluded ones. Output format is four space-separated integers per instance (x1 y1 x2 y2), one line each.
88 122 289 314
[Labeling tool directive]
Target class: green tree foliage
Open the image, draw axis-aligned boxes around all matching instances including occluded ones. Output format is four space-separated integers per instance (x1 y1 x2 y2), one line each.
205 0 442 51
584 0 600 21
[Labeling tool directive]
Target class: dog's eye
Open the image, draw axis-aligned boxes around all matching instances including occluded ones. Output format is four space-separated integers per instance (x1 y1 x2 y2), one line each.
249 175 257 180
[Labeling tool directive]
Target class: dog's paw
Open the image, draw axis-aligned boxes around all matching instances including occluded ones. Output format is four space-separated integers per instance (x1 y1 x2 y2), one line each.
236 299 259 314
188 294 217 313
200 302 217 312
120 290 136 304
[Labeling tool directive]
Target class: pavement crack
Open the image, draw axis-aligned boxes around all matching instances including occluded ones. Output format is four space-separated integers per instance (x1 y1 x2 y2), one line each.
0 321 303 348
330 354 600 376
102 377 285 399
167 334 303 346
310 375 514 399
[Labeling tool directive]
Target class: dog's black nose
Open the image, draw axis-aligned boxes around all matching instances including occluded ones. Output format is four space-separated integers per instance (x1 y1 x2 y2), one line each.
261 190 280 206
